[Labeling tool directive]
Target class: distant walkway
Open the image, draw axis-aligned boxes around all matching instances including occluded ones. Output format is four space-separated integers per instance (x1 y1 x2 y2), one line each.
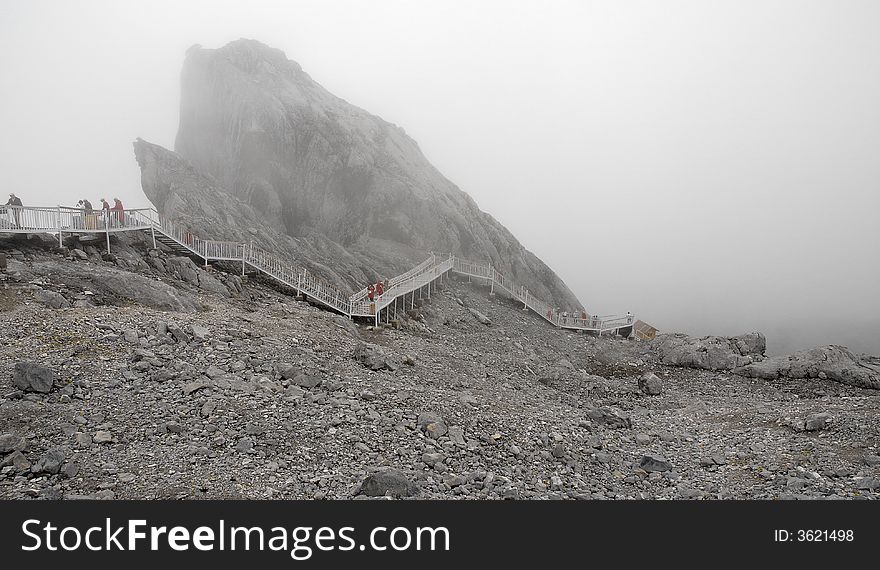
0 205 635 334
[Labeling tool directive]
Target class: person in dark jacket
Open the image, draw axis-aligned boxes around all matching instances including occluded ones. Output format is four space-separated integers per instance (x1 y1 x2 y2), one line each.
76 199 95 229
5 193 22 227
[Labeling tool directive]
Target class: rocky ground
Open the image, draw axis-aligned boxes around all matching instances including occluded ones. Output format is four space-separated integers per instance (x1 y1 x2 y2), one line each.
1 233 879 500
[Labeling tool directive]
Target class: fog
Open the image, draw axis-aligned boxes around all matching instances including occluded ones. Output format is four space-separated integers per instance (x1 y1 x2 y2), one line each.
1 0 878 355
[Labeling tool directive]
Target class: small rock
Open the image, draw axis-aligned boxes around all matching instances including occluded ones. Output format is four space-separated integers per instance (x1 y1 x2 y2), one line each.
74 432 92 446
448 426 466 446
1 451 31 472
638 372 663 395
294 373 322 389
444 475 466 487
191 325 210 341
804 412 832 431
468 308 491 325
61 462 79 478
357 468 421 498
93 431 113 444
635 433 652 446
501 486 520 499
353 343 400 372
586 406 632 429
417 412 448 439
31 448 65 474
854 477 880 491
0 433 27 454
13 362 56 393
639 453 672 472
183 379 210 395
551 443 565 458
422 452 445 466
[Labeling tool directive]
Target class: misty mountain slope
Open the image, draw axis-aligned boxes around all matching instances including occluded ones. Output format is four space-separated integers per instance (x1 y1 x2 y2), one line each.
172 38 581 308
135 138 384 289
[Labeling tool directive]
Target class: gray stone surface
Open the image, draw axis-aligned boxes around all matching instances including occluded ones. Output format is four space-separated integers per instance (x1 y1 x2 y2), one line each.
735 346 880 389
357 468 421 498
34 288 70 309
417 412 448 439
639 454 672 472
468 308 491 326
13 362 56 393
653 332 766 371
31 448 65 475
638 371 663 395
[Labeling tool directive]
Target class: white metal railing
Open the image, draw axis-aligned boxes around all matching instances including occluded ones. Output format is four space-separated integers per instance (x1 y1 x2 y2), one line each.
5 204 634 329
242 243 353 315
1 205 158 235
350 253 437 304
450 256 634 333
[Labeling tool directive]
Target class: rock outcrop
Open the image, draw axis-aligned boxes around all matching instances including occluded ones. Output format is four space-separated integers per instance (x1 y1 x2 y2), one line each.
652 332 766 371
734 346 880 389
651 332 880 389
137 38 581 309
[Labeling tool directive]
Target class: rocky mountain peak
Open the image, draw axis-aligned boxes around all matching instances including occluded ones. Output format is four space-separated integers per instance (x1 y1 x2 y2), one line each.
145 39 583 309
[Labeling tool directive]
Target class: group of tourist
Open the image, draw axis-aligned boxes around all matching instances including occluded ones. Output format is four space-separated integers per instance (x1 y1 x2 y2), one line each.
1 194 129 230
366 278 390 302
74 197 127 229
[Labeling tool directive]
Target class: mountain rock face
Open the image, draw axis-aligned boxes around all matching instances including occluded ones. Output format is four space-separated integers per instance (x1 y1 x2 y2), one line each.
161 38 580 308
134 138 372 289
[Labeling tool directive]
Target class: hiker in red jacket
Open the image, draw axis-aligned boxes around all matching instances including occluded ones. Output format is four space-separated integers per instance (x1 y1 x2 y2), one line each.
376 280 385 297
367 283 375 302
112 197 125 225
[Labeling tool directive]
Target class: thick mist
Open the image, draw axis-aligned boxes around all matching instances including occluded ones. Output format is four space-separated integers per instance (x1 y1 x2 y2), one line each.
1 0 877 355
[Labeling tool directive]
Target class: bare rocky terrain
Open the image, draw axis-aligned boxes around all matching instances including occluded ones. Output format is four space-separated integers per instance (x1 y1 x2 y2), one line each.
2 233 879 500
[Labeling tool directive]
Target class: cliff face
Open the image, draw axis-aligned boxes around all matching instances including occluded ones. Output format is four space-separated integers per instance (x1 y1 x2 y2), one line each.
164 39 579 308
134 138 375 289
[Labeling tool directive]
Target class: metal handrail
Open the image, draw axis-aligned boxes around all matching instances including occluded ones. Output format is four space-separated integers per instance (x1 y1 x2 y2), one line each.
350 253 437 304
4 204 634 329
451 256 634 333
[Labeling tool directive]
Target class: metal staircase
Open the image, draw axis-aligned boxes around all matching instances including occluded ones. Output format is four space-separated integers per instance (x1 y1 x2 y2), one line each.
2 205 635 333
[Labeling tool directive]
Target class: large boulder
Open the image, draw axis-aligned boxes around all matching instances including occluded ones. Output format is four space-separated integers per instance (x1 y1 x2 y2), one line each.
652 332 766 371
166 257 230 297
585 406 632 429
31 448 65 475
357 468 421 498
735 346 880 389
33 288 70 309
353 343 400 372
13 362 56 393
638 372 663 396
417 412 448 439
0 433 27 454
29 261 202 312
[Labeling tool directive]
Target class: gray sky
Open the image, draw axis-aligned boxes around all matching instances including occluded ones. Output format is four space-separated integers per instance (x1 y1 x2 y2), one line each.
1 0 878 353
